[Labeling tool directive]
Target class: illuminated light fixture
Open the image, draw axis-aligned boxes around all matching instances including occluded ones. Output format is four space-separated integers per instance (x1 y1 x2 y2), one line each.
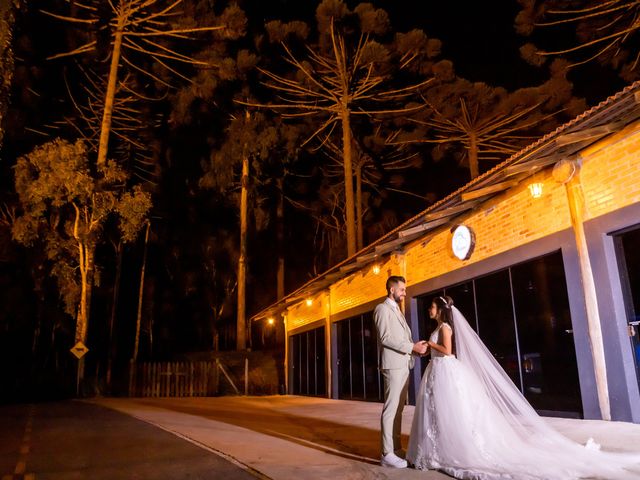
267 317 275 325
528 182 543 198
306 298 313 306
372 264 381 275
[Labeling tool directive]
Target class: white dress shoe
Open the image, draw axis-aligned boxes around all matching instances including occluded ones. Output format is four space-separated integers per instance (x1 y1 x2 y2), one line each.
381 452 408 468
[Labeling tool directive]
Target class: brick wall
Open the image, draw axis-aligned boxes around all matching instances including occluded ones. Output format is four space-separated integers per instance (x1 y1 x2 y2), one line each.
287 291 328 332
580 122 640 219
406 168 572 284
329 255 399 314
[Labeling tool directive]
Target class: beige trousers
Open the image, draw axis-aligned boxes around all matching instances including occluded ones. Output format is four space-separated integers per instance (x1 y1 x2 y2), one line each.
381 367 410 456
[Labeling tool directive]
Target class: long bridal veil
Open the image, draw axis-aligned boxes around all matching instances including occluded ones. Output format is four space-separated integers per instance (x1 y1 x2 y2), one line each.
451 304 567 442
408 305 640 480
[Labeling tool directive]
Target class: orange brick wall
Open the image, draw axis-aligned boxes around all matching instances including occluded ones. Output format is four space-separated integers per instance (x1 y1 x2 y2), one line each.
580 122 640 219
329 255 399 314
406 168 572 284
287 291 328 332
284 121 640 332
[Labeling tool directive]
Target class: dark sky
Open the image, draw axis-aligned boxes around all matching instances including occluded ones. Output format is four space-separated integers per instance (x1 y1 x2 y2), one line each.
248 0 626 104
382 1 531 87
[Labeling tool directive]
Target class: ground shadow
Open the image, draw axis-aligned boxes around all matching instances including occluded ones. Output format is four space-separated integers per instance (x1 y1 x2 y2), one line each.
136 398 411 465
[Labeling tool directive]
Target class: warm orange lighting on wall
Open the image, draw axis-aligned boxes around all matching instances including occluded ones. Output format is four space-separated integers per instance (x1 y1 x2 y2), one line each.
372 264 381 275
306 298 313 306
528 182 543 198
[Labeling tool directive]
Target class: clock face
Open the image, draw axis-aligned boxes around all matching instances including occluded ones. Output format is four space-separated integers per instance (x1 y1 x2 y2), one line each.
451 225 474 260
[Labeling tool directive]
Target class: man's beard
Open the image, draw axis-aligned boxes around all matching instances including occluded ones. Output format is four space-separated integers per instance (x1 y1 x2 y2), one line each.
392 293 404 303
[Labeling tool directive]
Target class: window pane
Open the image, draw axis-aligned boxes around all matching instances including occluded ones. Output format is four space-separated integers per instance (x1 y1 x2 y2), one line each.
315 326 326 396
307 330 317 396
417 253 582 416
363 313 382 401
617 227 640 392
350 316 365 399
445 281 477 332
417 292 443 375
291 334 300 395
511 252 582 415
620 227 640 319
475 270 521 389
336 320 351 399
300 331 308 395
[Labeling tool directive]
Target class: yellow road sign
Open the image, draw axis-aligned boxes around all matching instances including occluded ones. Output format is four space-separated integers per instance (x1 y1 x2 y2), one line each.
70 342 89 359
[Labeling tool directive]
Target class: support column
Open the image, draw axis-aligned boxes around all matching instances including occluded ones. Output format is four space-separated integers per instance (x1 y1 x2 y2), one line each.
324 289 332 398
283 310 289 395
556 158 611 420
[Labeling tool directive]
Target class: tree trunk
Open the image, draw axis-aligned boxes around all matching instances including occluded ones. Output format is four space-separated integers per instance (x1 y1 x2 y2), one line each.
0 0 19 154
276 177 285 346
147 288 153 357
97 9 126 167
75 241 95 344
468 131 479 179
355 162 363 251
76 244 88 345
237 154 248 350
340 106 357 257
75 242 94 389
212 307 219 352
106 241 123 392
276 177 285 301
132 221 150 362
31 295 42 376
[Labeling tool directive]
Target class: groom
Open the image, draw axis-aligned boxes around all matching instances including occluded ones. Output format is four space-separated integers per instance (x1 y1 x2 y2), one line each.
374 275 427 469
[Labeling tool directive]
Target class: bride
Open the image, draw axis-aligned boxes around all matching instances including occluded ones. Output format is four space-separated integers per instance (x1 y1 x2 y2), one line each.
407 295 640 480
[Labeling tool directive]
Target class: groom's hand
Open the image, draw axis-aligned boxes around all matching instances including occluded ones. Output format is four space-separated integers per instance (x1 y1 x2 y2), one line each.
412 340 428 355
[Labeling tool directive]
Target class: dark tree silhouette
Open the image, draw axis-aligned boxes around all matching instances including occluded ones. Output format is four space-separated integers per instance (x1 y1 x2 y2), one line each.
398 59 585 179
245 0 434 258
517 0 640 81
0 0 23 154
12 139 151 383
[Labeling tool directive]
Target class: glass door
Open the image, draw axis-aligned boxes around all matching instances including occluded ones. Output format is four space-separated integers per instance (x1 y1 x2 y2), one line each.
614 226 640 389
290 326 326 396
417 251 582 417
336 312 382 401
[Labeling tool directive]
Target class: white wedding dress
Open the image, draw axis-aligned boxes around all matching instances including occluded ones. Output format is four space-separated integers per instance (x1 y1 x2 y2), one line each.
407 307 640 480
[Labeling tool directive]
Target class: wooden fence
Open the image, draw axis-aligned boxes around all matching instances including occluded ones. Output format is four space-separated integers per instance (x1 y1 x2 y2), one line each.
128 359 244 397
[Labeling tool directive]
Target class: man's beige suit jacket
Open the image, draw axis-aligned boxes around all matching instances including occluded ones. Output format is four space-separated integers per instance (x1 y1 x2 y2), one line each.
374 298 415 370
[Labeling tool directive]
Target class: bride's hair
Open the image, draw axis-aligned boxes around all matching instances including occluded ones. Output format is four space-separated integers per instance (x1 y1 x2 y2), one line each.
433 295 454 327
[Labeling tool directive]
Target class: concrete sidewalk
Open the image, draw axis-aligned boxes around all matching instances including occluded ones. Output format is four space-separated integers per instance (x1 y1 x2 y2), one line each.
90 396 640 480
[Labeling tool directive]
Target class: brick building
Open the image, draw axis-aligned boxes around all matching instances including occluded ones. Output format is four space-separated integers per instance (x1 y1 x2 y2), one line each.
252 82 640 422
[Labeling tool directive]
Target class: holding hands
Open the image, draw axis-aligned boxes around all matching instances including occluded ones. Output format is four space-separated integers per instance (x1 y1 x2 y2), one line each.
412 340 429 356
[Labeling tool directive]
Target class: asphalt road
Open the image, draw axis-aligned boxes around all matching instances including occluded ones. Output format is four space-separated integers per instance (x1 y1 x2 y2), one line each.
0 401 261 480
